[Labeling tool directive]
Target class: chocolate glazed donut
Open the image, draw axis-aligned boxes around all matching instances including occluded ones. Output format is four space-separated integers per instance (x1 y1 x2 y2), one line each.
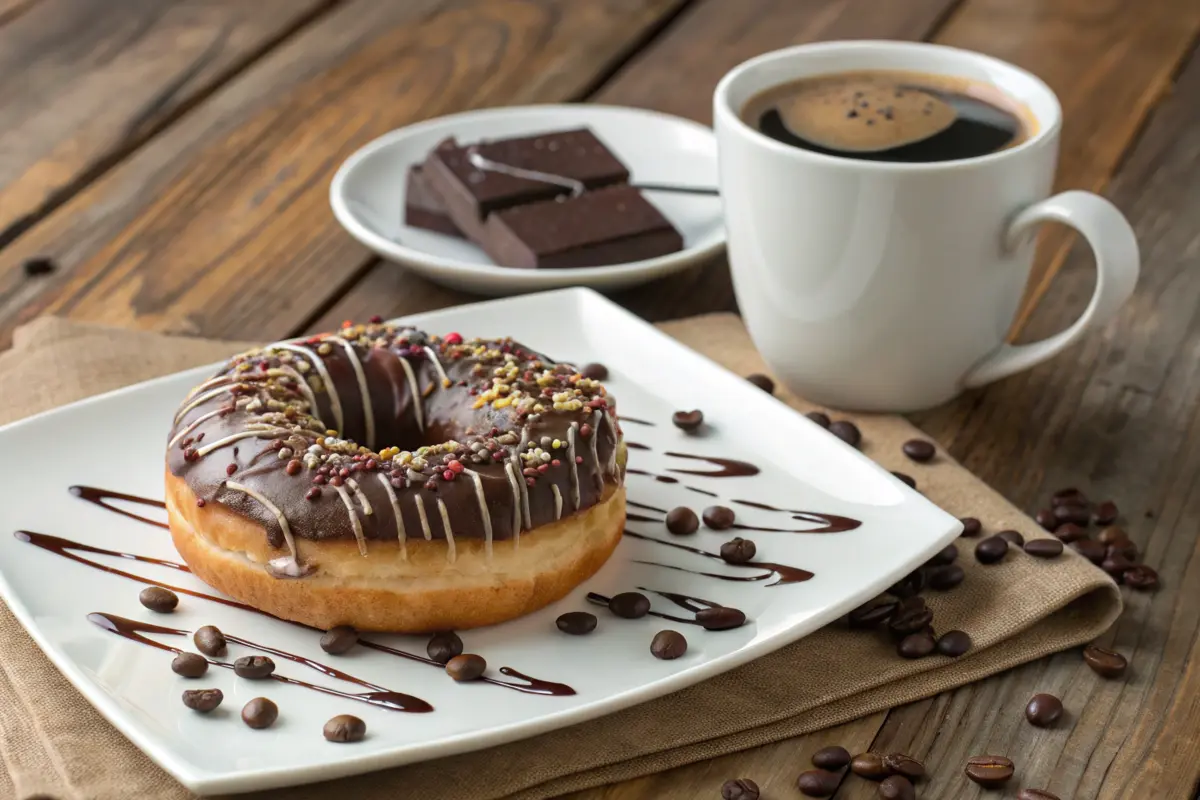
165 323 626 632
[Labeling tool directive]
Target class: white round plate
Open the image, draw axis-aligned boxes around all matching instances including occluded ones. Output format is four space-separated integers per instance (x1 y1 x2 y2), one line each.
330 105 725 295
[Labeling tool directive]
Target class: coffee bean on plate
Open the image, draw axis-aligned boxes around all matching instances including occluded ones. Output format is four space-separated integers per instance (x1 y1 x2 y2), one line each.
959 516 982 537
1101 554 1134 581
672 409 704 431
697 607 746 630
927 564 965 591
1072 539 1106 564
321 625 358 655
556 611 598 635
193 625 226 657
998 529 1025 547
241 697 278 729
171 652 208 678
888 597 932 635
936 629 972 657
806 411 832 429
975 535 1009 564
927 543 958 567
139 586 178 613
964 754 1015 788
720 537 757 564
891 471 916 489
883 752 925 780
1083 644 1127 678
721 778 760 800
851 752 890 780
427 631 464 664
181 688 223 712
1054 504 1090 526
849 600 897 628
812 745 851 770
703 505 736 530
1124 564 1159 591
1024 538 1064 558
234 655 275 679
665 506 699 535
1025 693 1063 727
877 775 915 800
745 373 775 394
796 768 841 797
902 439 936 462
829 420 861 447
650 630 688 660
609 591 651 619
446 653 486 681
1097 525 1129 545
323 714 366 743
1093 500 1118 525
1035 508 1058 531
897 630 936 659
1018 789 1062 800
580 362 608 381
1054 523 1089 543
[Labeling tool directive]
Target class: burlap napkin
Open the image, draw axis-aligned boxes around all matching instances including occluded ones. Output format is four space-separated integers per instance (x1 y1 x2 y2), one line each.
0 316 1121 800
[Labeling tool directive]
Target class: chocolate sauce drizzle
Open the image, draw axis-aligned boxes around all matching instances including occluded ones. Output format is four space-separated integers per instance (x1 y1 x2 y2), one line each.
585 591 707 627
626 441 650 451
664 453 760 478
624 529 814 586
356 638 574 696
69 485 167 529
731 499 862 533
626 513 664 524
626 500 668 514
88 613 432 712
618 416 655 426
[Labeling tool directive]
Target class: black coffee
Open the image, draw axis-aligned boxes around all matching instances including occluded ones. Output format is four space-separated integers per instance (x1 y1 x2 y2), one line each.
742 69 1033 163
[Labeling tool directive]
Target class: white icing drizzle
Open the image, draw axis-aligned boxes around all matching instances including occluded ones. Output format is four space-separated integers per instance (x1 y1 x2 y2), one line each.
567 422 581 510
168 399 247 448
174 385 239 424
464 469 493 559
330 336 375 449
345 478 373 516
509 451 531 530
504 461 522 550
194 427 290 458
376 473 407 561
183 375 235 401
223 481 301 573
605 411 620 477
269 365 318 414
551 484 563 520
436 498 457 563
415 494 433 540
588 410 603 480
274 342 345 434
423 346 451 388
397 356 425 432
333 483 367 556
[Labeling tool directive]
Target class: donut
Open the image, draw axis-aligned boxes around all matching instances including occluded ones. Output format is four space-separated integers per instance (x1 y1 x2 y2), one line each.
165 322 626 632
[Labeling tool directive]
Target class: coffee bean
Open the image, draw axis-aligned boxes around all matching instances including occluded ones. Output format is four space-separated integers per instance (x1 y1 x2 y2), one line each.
829 420 861 447
901 439 936 462
1054 504 1090 526
665 506 699 535
234 655 275 679
139 586 178 613
806 411 832 429
927 544 958 567
1097 525 1129 545
888 569 926 598
672 409 704 431
192 625 226 657
720 537 756 564
241 697 278 729
171 652 208 678
1101 554 1134 581
1054 523 1089 543
556 611 598 635
812 745 851 770
891 471 916 489
181 688 223 712
721 778 760 800
609 591 651 619
927 564 965 591
959 516 982 537
1124 564 1159 591
1018 790 1062 800
851 752 890 780
1035 508 1058 531
700 507 734 532
446 653 486 681
998 529 1025 547
1106 540 1138 561
323 714 366 743
964 755 1015 788
1083 644 1128 678
1024 538 1064 558
883 753 925 780
697 607 746 630
936 629 972 657
580 362 608 381
897 630 935 659
426 631 464 664
1052 487 1087 506
745 373 775 394
796 769 841 797
650 630 688 660
1093 500 1118 525
22 257 57 277
877 775 915 800
1025 693 1063 727
889 597 932 635
849 600 897 628
1072 539 1106 564
320 625 358 655
975 535 1009 564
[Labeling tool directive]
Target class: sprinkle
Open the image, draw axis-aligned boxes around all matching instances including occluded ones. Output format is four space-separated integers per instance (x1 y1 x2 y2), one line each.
286 460 302 476
444 332 463 345
369 315 383 324
575 456 583 464
226 463 237 476
196 499 206 508
305 487 321 500
442 470 455 481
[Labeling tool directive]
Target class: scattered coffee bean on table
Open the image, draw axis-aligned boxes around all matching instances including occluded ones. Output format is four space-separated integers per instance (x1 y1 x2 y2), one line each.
888 597 932 635
323 714 366 743
181 688 223 712
1107 540 1138 561
1101 554 1135 581
1024 538 1064 558
1083 644 1127 678
1093 500 1118 525
1035 508 1058 531
806 411 832 429
171 652 208 678
426 631 464 664
320 625 358 655
927 564 965 591
1052 487 1086 505
609 591 651 619
936 629 972 657
580 362 608 381
927 543 958 567
720 537 757 564
650 630 688 660
897 630 935 659
883 753 925 780
1124 564 1159 591
1054 523 1088 543
193 625 226 657
975 535 1009 564
672 409 704 431
703 505 736 530
1097 525 1128 545
745 373 775 394
1054 504 1090 526
1017 789 1062 800
665 506 699 535
139 586 179 613
851 752 890 780
696 607 746 630
964 755 1015 788
888 569 925 598
234 655 275 679
892 472 916 489
241 697 278 729
556 611 598 635
998 529 1025 547
796 768 840 797
812 745 851 770
1072 539 1106 564
1025 693 1064 727
849 600 897 628
959 516 982 537
902 439 936 462
721 778 760 800
22 257 57 277
829 420 861 447
877 775 916 800
446 654 486 681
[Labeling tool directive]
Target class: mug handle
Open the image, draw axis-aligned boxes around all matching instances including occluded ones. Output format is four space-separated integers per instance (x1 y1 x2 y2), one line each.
962 190 1140 389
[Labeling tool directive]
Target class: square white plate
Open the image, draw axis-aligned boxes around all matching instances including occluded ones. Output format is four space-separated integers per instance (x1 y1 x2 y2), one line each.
0 288 959 795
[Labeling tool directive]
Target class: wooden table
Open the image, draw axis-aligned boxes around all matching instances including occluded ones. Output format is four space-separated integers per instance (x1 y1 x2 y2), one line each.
2 1 1198 797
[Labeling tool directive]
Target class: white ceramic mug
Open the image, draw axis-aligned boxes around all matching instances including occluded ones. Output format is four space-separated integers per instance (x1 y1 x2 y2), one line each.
714 41 1139 412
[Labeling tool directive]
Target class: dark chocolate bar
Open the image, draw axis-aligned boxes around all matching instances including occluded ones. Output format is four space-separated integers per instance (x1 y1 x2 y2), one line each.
404 166 462 237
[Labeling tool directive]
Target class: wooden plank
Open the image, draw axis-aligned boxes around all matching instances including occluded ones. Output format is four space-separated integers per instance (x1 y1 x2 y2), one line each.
0 0 333 243
0 0 687 347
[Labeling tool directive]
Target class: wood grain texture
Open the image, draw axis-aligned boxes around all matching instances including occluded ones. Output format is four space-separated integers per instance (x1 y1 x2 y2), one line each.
0 0 333 243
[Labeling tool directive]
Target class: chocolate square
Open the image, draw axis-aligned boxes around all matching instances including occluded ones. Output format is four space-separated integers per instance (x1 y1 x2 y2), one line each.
404 165 462 237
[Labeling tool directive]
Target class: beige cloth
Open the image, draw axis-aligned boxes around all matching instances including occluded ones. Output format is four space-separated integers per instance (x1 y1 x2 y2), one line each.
0 316 1121 800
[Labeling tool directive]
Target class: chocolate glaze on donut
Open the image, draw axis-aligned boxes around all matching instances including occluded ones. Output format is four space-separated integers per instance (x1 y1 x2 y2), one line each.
167 323 624 577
